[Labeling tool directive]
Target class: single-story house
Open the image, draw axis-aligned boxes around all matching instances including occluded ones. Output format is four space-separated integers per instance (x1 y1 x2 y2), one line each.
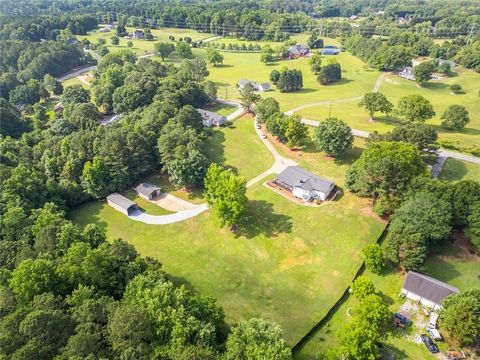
321 48 340 55
398 66 415 80
238 80 271 92
99 113 121 126
286 44 310 58
133 29 145 39
401 271 459 310
274 166 335 201
437 58 456 68
53 103 64 112
238 79 257 89
257 83 271 92
135 182 161 200
67 38 79 45
99 27 110 33
349 15 359 21
197 109 227 127
107 193 138 216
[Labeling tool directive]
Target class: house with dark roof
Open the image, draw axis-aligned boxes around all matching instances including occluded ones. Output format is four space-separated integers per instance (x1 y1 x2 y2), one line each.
53 103 64 112
398 66 415 80
107 193 138 216
136 183 161 200
133 29 145 39
401 271 459 310
197 109 227 127
274 166 335 201
286 44 310 58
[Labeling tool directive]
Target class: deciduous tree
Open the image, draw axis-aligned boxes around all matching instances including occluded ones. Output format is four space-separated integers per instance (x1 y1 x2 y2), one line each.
313 117 353 157
441 104 469 130
397 95 435 123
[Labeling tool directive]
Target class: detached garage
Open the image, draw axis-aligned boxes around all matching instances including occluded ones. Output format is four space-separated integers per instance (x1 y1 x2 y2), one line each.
401 271 459 310
107 193 138 216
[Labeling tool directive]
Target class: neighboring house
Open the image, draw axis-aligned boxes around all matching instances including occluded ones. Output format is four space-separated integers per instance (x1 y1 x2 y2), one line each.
133 29 145 39
349 15 359 21
286 44 310 58
99 27 110 33
197 109 227 127
398 66 415 80
238 79 257 89
257 83 271 92
437 58 456 68
107 193 138 216
53 103 64 112
238 79 270 92
401 271 459 310
321 48 340 55
412 59 422 67
66 38 79 45
136 183 161 200
274 166 335 201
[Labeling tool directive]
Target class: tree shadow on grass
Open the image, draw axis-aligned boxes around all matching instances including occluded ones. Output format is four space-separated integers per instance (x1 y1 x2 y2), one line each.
69 200 108 232
238 200 292 239
437 158 467 181
204 129 226 166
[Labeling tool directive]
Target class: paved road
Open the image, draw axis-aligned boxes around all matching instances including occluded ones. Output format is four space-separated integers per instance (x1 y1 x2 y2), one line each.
56 65 97 81
128 204 208 225
246 117 297 187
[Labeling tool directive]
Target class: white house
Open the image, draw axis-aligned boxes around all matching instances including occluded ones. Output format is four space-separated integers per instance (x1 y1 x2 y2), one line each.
398 66 415 81
238 79 271 92
274 166 335 201
401 271 459 310
197 109 227 127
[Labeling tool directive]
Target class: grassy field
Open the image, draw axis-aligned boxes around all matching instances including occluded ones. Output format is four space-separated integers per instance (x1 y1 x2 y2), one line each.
295 239 480 360
438 158 480 182
202 102 237 116
296 69 480 148
77 26 210 56
206 45 380 112
70 113 385 345
203 115 273 180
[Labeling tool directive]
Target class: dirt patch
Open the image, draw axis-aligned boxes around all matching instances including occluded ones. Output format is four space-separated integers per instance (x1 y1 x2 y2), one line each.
360 207 389 224
77 72 93 85
278 254 322 272
450 230 480 259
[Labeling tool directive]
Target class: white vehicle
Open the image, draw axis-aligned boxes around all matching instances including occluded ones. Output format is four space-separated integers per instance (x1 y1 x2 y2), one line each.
428 328 443 341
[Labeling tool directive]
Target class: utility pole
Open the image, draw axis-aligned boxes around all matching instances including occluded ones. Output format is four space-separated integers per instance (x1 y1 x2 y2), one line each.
319 20 324 38
466 24 476 46
328 100 333 118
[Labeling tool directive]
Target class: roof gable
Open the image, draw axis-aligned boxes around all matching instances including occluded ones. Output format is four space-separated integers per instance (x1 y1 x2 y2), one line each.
276 166 334 194
403 271 459 305
135 182 160 197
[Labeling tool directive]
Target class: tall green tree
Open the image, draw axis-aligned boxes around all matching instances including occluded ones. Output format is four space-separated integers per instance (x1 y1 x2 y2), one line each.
441 289 480 345
413 61 435 86
81 156 111 198
313 117 353 157
441 104 469 130
226 318 291 360
239 83 260 112
207 49 224 66
154 42 175 61
359 92 393 120
204 164 248 229
256 97 280 123
284 115 308 148
397 95 435 123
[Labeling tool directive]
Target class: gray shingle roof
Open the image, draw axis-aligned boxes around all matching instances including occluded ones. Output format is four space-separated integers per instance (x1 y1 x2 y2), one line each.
197 109 226 123
275 166 335 194
403 271 459 306
107 193 137 210
135 182 160 197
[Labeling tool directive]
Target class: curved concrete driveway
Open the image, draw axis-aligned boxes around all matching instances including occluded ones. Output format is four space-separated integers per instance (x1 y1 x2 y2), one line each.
128 204 208 225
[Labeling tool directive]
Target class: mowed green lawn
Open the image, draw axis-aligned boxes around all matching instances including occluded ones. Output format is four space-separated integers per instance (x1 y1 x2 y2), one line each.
77 26 210 56
203 115 273 180
438 158 480 183
296 69 480 148
70 114 385 345
295 241 480 360
205 39 380 111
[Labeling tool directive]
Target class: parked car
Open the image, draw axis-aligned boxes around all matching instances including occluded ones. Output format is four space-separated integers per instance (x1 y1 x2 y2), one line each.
394 313 412 326
261 133 267 139
256 123 261 129
421 334 439 353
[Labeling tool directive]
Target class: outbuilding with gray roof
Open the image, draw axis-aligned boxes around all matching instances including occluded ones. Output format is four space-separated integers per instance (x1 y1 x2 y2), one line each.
107 193 139 216
401 271 459 310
